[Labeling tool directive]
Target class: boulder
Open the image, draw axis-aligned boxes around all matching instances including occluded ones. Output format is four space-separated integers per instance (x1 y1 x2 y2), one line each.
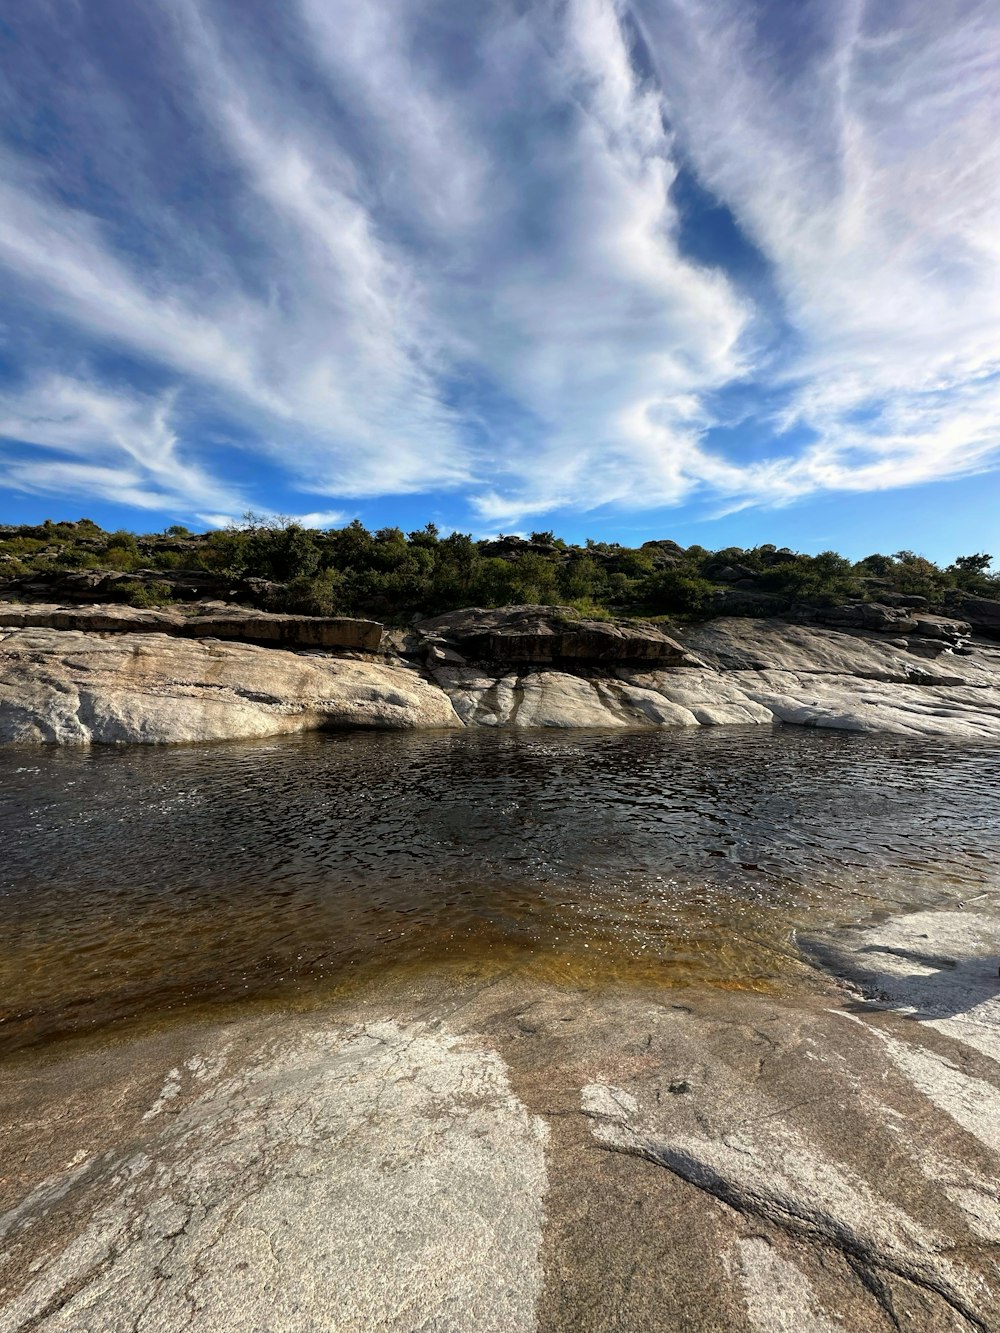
415 605 696 665
639 539 685 567
949 595 1000 640
908 613 971 643
707 562 757 583
804 602 918 633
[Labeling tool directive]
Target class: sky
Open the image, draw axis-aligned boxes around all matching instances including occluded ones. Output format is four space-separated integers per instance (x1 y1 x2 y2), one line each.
1 0 999 562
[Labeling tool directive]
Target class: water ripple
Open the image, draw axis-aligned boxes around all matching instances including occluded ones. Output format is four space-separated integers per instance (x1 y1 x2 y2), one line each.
1 727 998 1051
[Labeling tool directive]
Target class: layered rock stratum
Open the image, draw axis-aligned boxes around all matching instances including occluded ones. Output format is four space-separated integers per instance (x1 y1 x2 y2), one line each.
3 601 1000 742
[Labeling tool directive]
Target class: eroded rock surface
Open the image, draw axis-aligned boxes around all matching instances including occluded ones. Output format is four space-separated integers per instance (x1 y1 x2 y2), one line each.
0 1020 548 1333
2 899 1000 1331
427 617 1000 737
415 604 696 665
0 627 458 742
3 606 1000 741
0 601 382 651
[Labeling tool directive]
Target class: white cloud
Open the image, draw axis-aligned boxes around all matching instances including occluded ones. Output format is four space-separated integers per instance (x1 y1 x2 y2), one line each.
0 0 997 524
197 509 347 530
0 376 242 515
631 0 1000 509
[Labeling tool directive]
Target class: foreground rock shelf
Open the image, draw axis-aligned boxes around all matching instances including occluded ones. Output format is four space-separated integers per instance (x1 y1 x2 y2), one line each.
2 601 1000 742
2 897 999 1331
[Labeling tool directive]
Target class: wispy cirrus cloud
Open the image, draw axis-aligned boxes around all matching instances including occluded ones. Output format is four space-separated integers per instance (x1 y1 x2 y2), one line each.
0 376 243 514
0 0 997 529
633 0 1000 505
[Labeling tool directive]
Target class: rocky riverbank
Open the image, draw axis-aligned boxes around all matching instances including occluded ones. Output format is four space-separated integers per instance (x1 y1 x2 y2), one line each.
2 894 999 1332
3 601 1000 742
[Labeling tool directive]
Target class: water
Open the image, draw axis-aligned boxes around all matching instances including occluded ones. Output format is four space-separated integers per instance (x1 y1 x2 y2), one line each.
2 728 999 1053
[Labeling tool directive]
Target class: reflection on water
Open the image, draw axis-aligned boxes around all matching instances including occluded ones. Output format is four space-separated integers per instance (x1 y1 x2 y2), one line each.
1 727 999 1052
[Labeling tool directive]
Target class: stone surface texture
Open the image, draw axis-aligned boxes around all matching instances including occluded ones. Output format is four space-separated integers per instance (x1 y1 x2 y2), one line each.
0 601 383 651
415 604 696 665
2 898 1000 1331
3 603 1000 742
427 616 1000 737
0 1020 548 1333
951 595 1000 640
0 627 459 743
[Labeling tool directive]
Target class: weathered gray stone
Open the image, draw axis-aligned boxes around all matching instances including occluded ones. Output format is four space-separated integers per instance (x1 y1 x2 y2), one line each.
0 1019 548 1333
4 612 1000 743
0 627 459 743
415 605 696 665
806 601 920 633
0 601 383 652
3 896 1000 1331
951 595 1000 641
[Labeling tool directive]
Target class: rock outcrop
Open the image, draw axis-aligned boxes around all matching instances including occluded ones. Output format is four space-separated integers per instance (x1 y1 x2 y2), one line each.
3 605 1000 743
422 615 1000 738
951 595 1000 641
805 600 972 643
0 601 383 651
414 605 696 665
0 627 458 743
5 565 272 605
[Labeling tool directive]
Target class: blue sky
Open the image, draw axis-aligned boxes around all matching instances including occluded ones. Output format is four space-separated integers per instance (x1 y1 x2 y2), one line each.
1 0 999 562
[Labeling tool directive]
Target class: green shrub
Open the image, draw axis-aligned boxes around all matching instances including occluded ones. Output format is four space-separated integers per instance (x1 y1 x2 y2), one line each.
105 529 139 552
640 567 717 616
275 569 346 615
117 581 173 608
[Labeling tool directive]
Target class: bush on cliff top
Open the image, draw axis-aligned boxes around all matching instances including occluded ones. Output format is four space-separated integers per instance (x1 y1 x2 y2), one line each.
1 516 996 624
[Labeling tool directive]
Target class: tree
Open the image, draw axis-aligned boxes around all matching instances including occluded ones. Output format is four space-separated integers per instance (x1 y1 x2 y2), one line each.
952 553 993 574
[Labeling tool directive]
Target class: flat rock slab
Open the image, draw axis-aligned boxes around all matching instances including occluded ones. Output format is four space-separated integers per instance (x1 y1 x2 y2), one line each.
416 605 696 665
0 602 383 652
3 897 1000 1331
0 1019 548 1333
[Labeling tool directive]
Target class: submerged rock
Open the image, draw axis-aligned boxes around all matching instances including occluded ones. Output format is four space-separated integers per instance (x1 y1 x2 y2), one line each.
2 896 999 1332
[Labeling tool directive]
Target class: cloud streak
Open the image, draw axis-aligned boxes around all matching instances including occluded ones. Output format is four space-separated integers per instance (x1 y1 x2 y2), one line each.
0 0 997 526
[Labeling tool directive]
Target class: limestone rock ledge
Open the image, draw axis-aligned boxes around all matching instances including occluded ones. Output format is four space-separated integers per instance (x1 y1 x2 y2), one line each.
0 600 382 651
3 610 1000 743
427 617 1000 738
0 628 460 743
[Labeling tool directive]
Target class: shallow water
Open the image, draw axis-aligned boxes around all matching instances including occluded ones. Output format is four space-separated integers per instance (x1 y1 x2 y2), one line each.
2 727 999 1052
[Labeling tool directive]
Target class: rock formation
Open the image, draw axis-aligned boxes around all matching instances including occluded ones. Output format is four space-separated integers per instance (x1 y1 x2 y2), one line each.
0 601 382 651
2 900 999 1331
414 604 696 665
0 626 458 743
3 602 1000 743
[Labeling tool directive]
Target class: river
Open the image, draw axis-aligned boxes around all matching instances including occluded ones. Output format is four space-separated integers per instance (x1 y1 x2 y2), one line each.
2 727 999 1053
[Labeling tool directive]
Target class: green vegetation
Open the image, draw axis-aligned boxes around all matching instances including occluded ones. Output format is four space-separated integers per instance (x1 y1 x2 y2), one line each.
114 580 174 609
1 515 996 623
